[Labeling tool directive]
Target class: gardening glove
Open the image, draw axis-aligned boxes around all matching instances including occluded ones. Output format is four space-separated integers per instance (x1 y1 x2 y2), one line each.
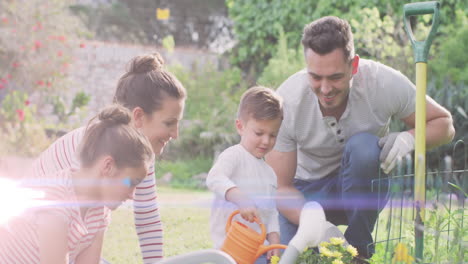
378 131 415 174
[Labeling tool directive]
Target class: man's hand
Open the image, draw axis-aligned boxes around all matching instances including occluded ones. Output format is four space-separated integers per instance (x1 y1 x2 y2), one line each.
378 131 415 174
266 232 280 261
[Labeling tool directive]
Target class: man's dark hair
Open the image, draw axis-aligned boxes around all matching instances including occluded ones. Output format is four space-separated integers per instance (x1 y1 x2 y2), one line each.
301 16 355 61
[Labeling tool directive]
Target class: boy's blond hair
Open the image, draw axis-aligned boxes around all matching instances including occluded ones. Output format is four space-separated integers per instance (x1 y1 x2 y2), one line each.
237 86 283 122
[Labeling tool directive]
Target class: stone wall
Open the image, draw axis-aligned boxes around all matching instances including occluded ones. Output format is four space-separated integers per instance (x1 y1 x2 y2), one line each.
66 40 222 121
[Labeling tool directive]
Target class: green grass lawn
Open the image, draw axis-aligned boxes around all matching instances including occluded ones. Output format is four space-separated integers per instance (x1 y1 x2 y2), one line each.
102 187 465 264
102 186 213 264
101 188 418 264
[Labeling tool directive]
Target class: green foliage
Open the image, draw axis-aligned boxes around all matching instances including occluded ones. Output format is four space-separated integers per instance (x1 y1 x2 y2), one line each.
430 10 468 85
69 2 145 44
165 63 246 160
227 0 465 79
162 35 175 53
0 91 52 156
49 91 91 123
0 90 34 123
226 0 313 73
350 7 413 76
156 157 213 189
257 25 304 89
400 202 467 263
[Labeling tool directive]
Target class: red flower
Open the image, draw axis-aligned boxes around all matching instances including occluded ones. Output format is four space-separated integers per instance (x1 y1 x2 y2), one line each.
58 35 66 42
16 109 25 122
57 51 63 57
79 43 86 48
34 41 42 50
25 100 30 106
12 62 20 68
46 81 52 87
36 80 44 86
7 74 12 79
0 83 4 89
1 17 7 24
1 78 7 83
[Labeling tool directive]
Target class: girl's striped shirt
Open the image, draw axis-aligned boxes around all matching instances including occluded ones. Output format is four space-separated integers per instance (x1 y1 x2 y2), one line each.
31 127 164 263
0 169 110 263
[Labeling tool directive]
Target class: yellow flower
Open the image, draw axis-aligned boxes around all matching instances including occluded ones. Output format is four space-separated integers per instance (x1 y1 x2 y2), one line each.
332 259 344 264
320 247 333 257
319 241 330 248
270 255 280 264
346 245 358 257
330 237 345 245
393 243 415 264
331 251 342 258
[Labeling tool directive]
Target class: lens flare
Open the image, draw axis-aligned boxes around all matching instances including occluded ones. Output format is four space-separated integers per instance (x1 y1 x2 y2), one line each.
0 178 45 225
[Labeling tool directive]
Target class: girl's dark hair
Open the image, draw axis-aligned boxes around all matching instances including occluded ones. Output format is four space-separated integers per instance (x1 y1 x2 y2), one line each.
302 16 355 62
79 104 153 169
113 52 187 114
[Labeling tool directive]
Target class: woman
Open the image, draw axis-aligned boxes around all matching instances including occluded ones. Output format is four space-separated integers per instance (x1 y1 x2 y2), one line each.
0 104 154 263
31 52 186 262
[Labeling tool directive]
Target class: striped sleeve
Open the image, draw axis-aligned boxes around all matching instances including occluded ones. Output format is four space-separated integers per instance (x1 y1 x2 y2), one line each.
133 162 164 263
32 127 85 178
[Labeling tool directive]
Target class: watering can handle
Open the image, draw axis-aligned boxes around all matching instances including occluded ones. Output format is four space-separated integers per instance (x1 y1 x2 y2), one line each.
225 210 266 240
403 1 440 63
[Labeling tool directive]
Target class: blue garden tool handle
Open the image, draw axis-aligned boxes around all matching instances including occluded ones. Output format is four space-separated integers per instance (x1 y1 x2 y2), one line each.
403 1 441 63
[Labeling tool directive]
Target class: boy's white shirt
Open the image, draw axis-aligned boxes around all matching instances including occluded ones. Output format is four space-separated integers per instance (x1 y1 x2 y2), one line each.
206 144 279 249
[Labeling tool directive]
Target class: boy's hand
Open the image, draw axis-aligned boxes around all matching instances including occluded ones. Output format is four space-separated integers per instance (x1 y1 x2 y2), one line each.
239 202 259 223
267 248 280 260
225 187 259 222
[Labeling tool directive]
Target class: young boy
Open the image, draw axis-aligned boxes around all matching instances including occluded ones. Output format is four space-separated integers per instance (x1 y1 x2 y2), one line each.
206 86 283 264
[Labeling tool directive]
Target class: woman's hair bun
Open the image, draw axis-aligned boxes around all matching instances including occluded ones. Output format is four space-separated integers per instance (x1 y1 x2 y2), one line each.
128 52 165 74
98 104 132 125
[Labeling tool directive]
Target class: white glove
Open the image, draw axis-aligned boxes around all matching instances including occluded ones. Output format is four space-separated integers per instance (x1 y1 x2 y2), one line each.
378 131 415 174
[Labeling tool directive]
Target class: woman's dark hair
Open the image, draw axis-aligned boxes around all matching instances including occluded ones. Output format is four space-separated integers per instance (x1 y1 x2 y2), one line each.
114 52 187 114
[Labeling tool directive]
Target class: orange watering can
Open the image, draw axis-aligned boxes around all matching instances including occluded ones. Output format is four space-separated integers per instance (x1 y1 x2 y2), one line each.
221 210 287 264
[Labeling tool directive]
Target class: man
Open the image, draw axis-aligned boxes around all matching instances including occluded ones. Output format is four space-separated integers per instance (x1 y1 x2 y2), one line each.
266 16 455 260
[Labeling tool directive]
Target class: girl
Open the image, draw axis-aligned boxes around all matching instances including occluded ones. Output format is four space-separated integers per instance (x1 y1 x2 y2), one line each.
31 52 186 262
0 105 154 263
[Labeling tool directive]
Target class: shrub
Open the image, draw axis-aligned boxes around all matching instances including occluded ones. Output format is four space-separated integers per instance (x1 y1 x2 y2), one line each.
0 0 89 156
163 62 246 161
0 91 52 156
257 25 304 89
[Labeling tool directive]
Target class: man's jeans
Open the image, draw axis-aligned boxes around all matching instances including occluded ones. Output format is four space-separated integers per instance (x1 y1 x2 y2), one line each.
279 133 389 258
